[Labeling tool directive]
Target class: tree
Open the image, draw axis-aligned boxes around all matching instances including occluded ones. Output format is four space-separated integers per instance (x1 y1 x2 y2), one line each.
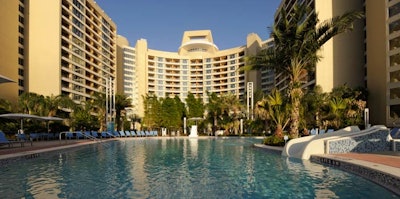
206 92 223 135
185 92 204 118
161 96 180 131
258 89 290 138
245 3 363 138
115 94 132 131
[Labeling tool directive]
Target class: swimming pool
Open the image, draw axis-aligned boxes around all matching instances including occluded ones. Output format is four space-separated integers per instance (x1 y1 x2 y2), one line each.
0 138 398 198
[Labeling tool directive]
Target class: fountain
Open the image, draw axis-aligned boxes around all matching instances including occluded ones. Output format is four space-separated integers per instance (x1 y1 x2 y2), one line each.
189 125 198 137
187 117 203 138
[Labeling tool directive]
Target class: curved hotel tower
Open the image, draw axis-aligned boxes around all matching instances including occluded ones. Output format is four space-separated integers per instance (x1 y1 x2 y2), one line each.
117 30 270 117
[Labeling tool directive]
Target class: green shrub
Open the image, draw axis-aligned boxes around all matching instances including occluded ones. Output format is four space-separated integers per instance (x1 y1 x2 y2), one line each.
263 135 285 146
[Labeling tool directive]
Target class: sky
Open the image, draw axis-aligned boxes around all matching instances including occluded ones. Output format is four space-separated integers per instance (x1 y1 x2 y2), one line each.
95 0 281 52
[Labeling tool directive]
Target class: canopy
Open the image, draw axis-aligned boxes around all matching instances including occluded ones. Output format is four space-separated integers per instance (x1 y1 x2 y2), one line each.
40 116 64 133
0 113 42 132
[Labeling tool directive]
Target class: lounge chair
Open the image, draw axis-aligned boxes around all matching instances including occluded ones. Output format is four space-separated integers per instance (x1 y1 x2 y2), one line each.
66 132 74 139
130 131 137 137
76 131 84 139
101 131 110 138
119 131 126 137
125 131 132 137
29 133 40 141
91 131 99 138
0 131 26 147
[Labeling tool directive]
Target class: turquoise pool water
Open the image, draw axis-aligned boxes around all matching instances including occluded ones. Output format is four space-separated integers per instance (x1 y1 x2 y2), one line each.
0 138 398 198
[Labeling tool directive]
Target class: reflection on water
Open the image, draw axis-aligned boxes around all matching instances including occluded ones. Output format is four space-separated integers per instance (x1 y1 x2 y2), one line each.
0 138 397 198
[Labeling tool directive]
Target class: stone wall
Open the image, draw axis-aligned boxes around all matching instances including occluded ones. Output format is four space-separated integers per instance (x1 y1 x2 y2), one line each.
327 129 391 154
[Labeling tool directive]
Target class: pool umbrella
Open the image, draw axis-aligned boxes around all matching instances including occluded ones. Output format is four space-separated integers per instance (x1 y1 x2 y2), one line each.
0 113 42 132
0 74 15 84
40 116 64 132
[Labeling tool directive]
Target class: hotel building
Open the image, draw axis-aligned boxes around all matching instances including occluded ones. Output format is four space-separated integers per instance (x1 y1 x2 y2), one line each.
366 0 400 126
118 30 266 117
273 0 366 93
0 0 116 103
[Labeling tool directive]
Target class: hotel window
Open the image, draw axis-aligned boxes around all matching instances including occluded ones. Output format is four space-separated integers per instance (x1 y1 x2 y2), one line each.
230 78 235 82
158 57 163 62
230 60 236 64
206 64 211 68
18 37 24 45
158 75 163 79
18 15 24 24
231 84 236 88
229 54 235 59
158 86 163 90
18 58 24 66
230 66 235 70
389 2 400 17
18 26 24 34
158 69 163 73
206 70 211 74
230 72 235 76
206 81 211 85
206 58 211 62
158 80 163 85
182 65 188 69
207 87 211 90
183 71 187 74
183 82 187 86
158 63 163 68
18 5 24 13
182 59 188 63
18 69 24 76
18 47 24 55
206 75 211 79
182 76 187 80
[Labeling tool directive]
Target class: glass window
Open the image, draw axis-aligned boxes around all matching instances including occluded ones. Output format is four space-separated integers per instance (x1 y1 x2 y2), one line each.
389 2 400 17
389 19 400 34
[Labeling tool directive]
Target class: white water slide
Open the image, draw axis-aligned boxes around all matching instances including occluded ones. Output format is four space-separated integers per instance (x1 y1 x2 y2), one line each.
282 125 388 159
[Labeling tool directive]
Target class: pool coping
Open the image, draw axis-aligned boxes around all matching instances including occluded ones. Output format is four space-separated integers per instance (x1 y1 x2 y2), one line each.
310 154 400 196
252 143 400 196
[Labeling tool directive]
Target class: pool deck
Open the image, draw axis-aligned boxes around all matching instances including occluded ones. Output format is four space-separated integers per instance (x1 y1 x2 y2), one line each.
1 140 399 195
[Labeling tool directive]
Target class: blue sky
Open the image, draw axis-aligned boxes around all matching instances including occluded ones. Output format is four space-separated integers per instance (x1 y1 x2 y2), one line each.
95 0 281 52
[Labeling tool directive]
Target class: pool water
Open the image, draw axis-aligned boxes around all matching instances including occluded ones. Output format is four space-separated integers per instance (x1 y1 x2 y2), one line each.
0 138 398 199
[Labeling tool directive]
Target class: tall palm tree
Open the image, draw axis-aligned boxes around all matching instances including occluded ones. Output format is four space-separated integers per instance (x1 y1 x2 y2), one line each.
245 3 363 138
115 94 132 131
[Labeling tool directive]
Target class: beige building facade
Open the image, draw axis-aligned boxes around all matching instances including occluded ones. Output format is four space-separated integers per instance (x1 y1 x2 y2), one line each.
0 0 116 104
118 30 266 117
366 0 400 126
274 0 366 93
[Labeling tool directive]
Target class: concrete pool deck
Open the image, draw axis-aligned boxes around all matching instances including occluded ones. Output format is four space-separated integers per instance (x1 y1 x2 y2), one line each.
1 139 399 195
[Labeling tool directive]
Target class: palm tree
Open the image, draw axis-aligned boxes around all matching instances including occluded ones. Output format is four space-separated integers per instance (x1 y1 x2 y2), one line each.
245 3 363 138
259 89 290 138
115 94 132 131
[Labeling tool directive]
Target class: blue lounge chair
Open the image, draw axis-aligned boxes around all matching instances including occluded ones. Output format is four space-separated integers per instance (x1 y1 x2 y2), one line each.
119 131 126 137
101 131 109 138
125 131 132 137
29 133 39 141
152 131 158 136
0 131 26 147
140 131 146 137
76 131 84 139
91 131 99 138
130 131 137 137
66 132 74 139
84 131 92 139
